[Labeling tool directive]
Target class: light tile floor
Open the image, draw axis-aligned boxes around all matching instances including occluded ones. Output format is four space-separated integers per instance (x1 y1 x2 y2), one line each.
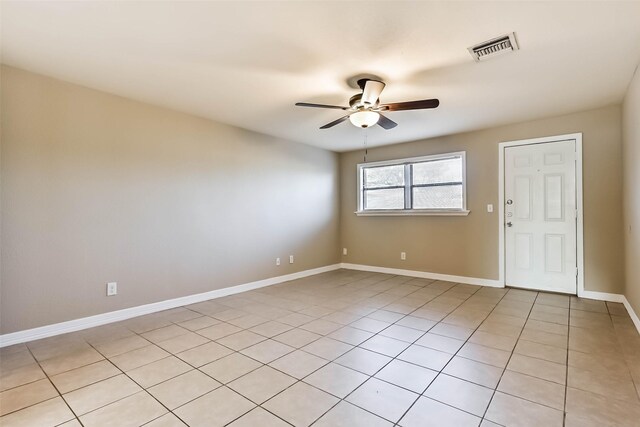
1 269 640 426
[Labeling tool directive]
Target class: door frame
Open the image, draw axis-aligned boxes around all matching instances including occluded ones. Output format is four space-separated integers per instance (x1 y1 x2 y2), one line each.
498 133 584 296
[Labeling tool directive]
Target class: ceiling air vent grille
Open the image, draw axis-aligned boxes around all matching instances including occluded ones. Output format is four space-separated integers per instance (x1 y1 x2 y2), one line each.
469 33 519 62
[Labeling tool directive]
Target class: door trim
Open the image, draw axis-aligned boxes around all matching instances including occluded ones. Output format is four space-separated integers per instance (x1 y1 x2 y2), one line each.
498 133 584 295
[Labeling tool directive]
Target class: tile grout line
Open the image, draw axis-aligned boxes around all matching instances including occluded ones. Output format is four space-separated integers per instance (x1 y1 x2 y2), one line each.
22 344 86 427
478 291 539 426
392 285 513 426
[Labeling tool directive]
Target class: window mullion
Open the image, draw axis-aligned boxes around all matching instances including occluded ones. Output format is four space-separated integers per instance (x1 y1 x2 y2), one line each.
404 163 412 210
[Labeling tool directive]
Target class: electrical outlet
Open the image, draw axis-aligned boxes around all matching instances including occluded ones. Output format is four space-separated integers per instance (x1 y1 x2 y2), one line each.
487 204 494 213
106 282 117 296
343 248 348 255
400 252 406 260
289 255 294 264
276 258 281 266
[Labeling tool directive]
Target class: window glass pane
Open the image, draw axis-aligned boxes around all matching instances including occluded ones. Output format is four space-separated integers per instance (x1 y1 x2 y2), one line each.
413 157 462 185
364 188 404 210
364 165 404 188
413 185 463 209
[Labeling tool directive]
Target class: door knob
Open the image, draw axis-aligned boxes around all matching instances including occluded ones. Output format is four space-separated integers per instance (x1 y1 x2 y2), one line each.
506 222 513 227
506 199 513 205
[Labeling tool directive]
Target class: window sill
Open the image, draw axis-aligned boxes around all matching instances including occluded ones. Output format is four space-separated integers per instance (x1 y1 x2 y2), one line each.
355 209 471 217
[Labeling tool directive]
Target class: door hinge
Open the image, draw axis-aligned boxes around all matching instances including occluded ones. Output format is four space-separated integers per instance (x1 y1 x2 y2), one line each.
575 268 579 278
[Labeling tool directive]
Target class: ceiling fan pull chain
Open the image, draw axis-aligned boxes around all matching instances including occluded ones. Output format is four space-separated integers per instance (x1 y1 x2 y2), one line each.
363 130 368 163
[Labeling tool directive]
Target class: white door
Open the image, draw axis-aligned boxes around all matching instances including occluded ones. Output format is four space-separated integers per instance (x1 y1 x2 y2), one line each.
504 139 577 294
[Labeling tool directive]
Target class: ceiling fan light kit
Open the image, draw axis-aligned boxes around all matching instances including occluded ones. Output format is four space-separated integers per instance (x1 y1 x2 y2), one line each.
349 110 380 128
295 78 439 130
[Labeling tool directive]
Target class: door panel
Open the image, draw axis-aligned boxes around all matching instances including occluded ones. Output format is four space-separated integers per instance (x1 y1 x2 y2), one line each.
505 140 577 294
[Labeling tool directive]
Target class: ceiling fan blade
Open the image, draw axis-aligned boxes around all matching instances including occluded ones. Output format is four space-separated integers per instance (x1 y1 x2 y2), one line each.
361 80 386 106
295 102 349 110
320 115 350 129
378 98 440 111
377 113 398 130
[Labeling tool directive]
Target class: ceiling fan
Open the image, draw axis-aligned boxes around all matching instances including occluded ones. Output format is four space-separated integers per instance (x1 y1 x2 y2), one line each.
295 79 439 130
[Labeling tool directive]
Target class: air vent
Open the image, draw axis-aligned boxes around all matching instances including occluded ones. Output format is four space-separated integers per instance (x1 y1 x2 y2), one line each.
468 33 519 62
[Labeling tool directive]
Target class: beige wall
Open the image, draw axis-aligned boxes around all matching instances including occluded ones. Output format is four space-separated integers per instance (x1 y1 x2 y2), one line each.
0 66 340 334
340 106 624 295
623 65 640 316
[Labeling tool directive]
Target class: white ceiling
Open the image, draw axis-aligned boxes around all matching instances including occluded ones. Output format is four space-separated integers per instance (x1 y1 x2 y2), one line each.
3 1 640 152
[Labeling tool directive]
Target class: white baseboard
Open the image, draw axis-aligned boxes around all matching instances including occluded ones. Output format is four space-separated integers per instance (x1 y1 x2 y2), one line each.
340 263 503 288
0 264 341 348
623 296 640 334
578 290 626 303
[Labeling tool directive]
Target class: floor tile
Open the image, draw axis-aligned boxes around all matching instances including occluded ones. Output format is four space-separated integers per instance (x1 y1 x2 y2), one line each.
335 347 392 375
350 318 391 333
374 359 437 393
94 335 150 358
513 340 567 364
395 316 436 332
240 339 294 364
302 337 353 360
277 313 315 327
196 323 242 340
216 330 266 351
109 345 170 371
148 369 220 409
314 400 392 427
268 349 327 379
0 396 75 427
469 331 517 352
485 391 564 427
174 386 255 427
567 364 639 402
458 342 511 368
156 332 210 354
199 352 262 384
228 314 268 329
424 374 493 416
0 363 46 392
127 356 192 388
178 315 220 331
63 374 141 415
79 391 166 427
379 324 424 342
328 326 374 345
565 386 640 426
442 356 504 388
0 379 58 416
263 381 339 426
346 377 419 423
142 325 190 343
304 363 368 398
397 344 453 371
415 333 465 354
299 319 342 335
227 407 290 427
497 370 565 410
399 396 481 427
272 328 321 348
360 335 409 357
50 361 120 395
39 347 105 376
175 341 233 367
428 322 475 340
249 321 293 338
507 353 566 385
144 413 188 426
228 365 296 404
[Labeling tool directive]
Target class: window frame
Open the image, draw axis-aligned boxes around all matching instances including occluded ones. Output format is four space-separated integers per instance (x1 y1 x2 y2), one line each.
356 151 470 216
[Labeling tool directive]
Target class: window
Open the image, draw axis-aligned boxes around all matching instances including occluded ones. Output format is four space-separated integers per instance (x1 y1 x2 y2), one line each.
357 152 469 216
